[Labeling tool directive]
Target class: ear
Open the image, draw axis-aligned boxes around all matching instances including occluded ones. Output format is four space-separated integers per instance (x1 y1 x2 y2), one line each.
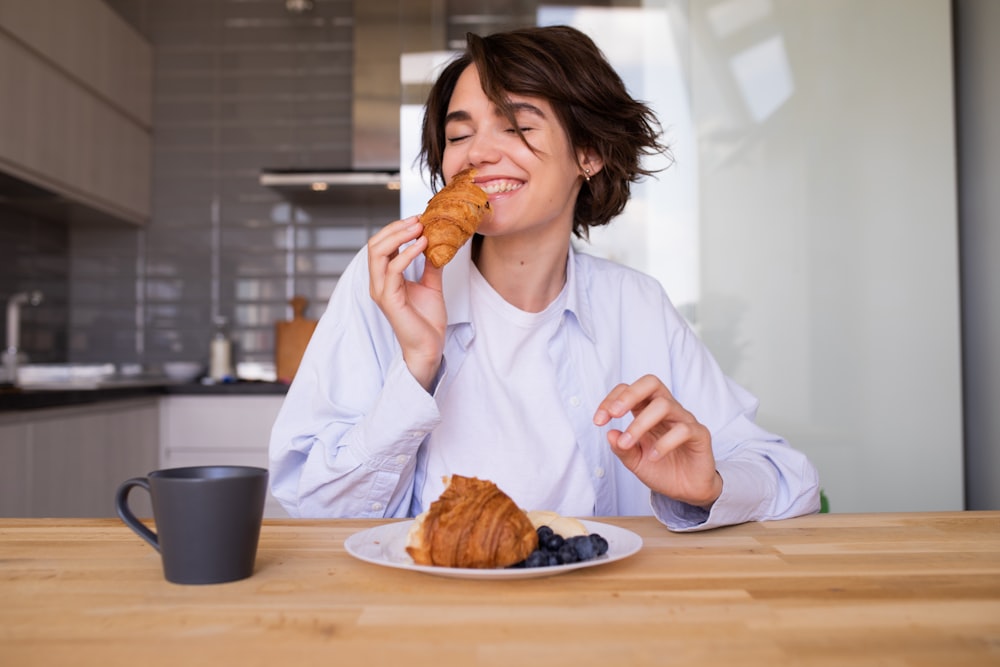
577 148 604 179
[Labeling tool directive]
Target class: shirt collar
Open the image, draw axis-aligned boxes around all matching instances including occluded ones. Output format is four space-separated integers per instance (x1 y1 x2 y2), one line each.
565 243 597 342
442 240 596 342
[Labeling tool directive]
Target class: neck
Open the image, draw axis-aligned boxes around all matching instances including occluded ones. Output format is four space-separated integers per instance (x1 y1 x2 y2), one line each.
473 233 570 313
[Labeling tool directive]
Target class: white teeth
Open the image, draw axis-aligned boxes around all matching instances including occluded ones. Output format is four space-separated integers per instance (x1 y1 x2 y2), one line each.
480 180 522 194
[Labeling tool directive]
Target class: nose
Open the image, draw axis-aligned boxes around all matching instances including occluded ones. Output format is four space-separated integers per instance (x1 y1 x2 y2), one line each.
465 129 502 167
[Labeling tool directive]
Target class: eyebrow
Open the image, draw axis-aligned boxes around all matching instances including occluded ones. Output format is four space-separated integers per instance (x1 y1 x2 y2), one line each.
444 110 471 125
506 101 547 119
444 101 547 126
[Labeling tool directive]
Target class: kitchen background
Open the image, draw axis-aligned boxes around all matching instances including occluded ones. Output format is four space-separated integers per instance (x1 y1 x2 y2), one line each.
1 0 997 514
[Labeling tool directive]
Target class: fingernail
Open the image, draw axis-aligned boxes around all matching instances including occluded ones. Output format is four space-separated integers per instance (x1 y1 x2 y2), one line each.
593 409 608 425
648 447 660 461
617 432 633 448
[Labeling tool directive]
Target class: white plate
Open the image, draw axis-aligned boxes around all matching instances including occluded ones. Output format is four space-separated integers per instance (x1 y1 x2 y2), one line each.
344 519 642 580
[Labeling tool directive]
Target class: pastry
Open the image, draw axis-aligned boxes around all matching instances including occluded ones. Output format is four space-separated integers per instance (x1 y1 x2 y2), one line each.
420 168 490 268
406 475 538 569
526 509 589 538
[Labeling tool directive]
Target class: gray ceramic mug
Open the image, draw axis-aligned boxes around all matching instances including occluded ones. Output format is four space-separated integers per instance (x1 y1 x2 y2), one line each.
115 465 268 585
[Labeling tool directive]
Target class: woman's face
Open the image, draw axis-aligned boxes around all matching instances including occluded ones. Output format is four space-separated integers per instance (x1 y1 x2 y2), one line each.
440 64 584 241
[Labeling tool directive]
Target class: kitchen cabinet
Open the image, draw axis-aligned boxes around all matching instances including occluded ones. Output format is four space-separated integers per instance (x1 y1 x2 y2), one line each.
0 398 158 517
0 0 152 225
0 421 29 515
159 395 288 518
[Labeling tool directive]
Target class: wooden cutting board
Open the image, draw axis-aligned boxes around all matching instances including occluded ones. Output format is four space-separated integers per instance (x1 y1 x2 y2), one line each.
275 295 317 383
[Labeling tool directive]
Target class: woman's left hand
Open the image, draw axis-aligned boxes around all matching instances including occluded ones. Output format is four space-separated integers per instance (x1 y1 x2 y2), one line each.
593 374 723 509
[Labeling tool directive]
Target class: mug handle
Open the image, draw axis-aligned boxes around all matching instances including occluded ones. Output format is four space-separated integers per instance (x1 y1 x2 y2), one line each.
115 477 160 552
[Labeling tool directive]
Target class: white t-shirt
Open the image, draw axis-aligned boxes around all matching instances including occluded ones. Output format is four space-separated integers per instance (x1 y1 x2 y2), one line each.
420 264 597 515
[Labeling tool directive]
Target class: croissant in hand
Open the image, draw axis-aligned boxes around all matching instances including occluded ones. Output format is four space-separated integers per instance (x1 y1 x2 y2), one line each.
420 168 491 268
406 475 538 569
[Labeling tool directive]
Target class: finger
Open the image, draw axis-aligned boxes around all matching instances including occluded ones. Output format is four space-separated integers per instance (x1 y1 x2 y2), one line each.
376 236 428 304
645 421 698 462
386 235 427 272
606 428 635 452
369 219 421 295
375 238 425 304
369 216 419 245
612 375 673 417
593 383 631 426
614 394 673 449
369 218 421 263
607 429 642 468
594 375 667 425
420 259 443 292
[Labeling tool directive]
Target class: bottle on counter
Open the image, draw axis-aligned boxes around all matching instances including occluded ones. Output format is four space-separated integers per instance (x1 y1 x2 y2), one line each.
209 316 233 382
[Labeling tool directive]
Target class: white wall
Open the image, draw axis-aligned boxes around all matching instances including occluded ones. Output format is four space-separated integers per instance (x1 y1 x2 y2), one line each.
554 0 964 513
690 0 963 512
956 0 1000 510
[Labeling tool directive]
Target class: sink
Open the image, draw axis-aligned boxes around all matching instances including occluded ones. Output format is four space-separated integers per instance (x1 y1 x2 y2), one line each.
15 364 169 390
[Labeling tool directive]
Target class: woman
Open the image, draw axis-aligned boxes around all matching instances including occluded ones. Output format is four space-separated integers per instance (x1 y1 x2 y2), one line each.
269 25 820 530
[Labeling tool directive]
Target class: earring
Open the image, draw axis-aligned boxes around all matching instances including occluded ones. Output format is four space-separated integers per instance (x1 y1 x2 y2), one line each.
583 168 591 182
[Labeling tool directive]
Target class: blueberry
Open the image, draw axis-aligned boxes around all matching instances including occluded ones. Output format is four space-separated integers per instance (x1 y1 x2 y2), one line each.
536 525 554 542
546 552 561 567
542 533 565 552
524 550 548 568
568 535 595 561
589 533 609 556
556 543 579 564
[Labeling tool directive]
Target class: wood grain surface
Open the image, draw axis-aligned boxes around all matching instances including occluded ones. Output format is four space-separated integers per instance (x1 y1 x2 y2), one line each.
1 512 998 666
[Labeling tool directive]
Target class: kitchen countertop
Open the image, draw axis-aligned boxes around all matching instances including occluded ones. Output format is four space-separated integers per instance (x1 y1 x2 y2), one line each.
0 380 288 411
163 380 289 396
1 512 998 666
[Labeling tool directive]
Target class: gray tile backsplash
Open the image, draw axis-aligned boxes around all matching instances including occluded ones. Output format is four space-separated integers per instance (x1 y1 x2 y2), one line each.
0 209 69 365
3 0 399 373
135 0 394 369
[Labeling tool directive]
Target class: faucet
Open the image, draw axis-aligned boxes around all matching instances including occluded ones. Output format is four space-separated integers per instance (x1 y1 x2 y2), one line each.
3 290 43 385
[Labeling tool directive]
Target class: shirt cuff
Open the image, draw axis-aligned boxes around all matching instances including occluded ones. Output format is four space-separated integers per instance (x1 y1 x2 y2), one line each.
651 458 776 531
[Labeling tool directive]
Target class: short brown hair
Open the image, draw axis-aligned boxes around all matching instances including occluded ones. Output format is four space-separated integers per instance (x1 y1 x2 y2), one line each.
419 25 669 238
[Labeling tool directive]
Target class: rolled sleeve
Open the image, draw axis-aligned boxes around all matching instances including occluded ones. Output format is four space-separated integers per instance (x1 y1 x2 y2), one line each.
652 454 820 532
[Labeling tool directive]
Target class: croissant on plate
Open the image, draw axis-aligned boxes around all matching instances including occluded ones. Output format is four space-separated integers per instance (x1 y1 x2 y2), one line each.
406 475 538 569
421 168 491 268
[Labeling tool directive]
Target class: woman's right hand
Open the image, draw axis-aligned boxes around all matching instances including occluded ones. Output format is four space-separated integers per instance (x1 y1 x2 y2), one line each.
367 216 446 391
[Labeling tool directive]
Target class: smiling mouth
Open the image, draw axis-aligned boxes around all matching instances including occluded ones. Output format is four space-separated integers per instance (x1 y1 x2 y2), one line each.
478 179 523 195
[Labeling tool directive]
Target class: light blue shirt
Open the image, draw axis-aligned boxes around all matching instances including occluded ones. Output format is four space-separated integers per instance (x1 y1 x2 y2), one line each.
269 242 821 531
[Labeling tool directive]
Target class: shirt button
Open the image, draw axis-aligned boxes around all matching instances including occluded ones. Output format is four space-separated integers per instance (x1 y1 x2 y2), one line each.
594 467 605 478
569 396 581 407
371 502 384 512
395 454 408 465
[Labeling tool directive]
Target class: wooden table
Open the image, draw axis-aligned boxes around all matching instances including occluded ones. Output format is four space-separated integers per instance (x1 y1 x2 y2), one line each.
1 512 999 666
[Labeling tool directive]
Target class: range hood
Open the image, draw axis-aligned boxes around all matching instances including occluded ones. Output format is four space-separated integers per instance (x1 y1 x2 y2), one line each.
260 3 441 198
259 169 400 191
